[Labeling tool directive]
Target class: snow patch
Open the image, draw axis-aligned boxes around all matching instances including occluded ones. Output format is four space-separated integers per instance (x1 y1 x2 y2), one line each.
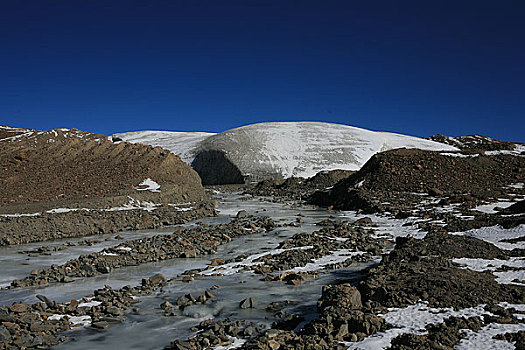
100 251 118 256
450 225 525 250
345 303 489 349
291 250 365 273
201 246 313 276
456 323 525 350
78 300 102 308
48 314 92 327
474 201 515 214
0 212 41 218
135 178 161 192
114 130 215 164
440 152 479 158
46 207 84 214
213 337 247 349
453 257 525 285
485 144 525 157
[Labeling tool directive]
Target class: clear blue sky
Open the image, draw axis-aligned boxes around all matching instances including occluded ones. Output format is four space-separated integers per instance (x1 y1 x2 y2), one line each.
1 1 524 141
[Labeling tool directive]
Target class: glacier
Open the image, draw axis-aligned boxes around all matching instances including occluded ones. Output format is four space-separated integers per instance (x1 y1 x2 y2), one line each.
114 122 458 184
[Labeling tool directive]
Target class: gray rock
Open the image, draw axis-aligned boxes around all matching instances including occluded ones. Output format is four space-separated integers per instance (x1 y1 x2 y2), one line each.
148 273 167 285
36 294 54 308
236 210 249 218
9 303 29 313
96 264 112 274
240 297 256 309
348 287 363 309
176 295 192 308
161 301 174 310
354 217 373 226
91 321 109 330
62 276 74 283
106 306 123 316
0 325 11 342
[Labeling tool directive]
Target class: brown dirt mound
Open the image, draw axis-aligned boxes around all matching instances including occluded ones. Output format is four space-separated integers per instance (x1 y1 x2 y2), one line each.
0 126 214 244
0 126 206 211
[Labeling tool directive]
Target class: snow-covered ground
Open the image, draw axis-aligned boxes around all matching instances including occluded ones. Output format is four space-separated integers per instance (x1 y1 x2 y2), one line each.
453 257 525 285
485 144 525 157
345 303 525 350
450 224 525 250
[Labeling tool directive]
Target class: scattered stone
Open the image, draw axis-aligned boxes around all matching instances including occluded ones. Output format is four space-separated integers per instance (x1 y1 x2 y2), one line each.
9 303 29 313
236 210 249 218
160 301 174 310
91 321 109 330
149 273 167 286
240 297 256 309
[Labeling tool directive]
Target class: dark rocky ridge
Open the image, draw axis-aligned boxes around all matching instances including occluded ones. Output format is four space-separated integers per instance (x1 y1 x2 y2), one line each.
0 204 215 246
311 148 525 213
359 228 525 310
428 134 521 153
0 126 205 208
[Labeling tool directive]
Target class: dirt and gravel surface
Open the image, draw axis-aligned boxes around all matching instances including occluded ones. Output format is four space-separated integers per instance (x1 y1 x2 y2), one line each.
0 126 214 245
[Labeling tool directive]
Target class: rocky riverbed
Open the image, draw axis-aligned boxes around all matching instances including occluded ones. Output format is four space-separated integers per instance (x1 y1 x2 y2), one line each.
0 187 522 349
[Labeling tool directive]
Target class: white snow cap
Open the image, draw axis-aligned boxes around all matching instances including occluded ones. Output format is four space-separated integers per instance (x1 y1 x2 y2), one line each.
114 122 458 180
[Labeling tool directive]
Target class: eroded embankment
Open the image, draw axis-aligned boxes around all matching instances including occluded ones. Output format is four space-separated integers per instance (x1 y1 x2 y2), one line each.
0 126 214 244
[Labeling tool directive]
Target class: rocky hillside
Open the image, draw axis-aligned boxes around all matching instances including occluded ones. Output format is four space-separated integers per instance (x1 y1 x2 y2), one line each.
428 134 522 153
311 148 525 215
0 126 214 244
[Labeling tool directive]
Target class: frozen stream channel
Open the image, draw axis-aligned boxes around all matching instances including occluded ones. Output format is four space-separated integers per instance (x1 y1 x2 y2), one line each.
0 192 413 349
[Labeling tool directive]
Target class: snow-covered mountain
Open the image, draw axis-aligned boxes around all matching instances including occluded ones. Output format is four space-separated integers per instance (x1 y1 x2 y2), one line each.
114 122 458 184
113 130 215 164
